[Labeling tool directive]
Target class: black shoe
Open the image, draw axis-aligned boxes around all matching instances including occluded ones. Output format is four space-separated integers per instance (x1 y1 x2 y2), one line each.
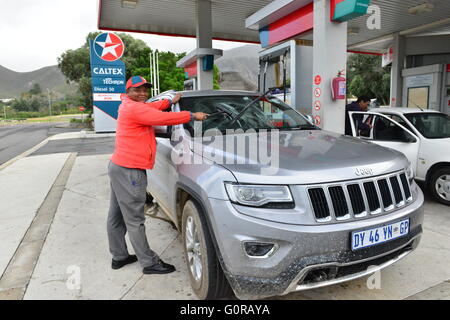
143 259 176 274
111 255 138 270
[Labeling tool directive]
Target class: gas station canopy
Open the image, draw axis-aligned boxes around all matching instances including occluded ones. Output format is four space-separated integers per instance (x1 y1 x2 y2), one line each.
98 0 450 132
98 0 269 43
99 0 450 53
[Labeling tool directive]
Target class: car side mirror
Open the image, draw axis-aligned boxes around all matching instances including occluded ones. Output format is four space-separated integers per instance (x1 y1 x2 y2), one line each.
154 126 171 138
403 133 417 143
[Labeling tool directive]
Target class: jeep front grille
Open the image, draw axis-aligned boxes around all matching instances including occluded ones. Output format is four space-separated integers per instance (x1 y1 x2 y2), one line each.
400 173 412 200
307 171 413 223
377 179 393 209
308 188 330 220
363 181 380 213
329 186 349 219
347 184 365 215
390 176 404 205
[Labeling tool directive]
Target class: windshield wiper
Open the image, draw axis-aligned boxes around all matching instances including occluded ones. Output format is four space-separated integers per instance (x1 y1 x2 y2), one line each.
229 89 271 126
215 106 236 119
295 124 319 130
208 110 230 117
279 124 318 131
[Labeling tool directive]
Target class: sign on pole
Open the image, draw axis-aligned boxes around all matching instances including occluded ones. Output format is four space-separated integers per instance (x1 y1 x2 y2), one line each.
382 46 394 67
89 33 126 132
331 0 371 22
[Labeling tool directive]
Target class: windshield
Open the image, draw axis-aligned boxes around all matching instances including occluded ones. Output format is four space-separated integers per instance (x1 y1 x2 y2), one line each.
179 95 314 134
404 112 450 139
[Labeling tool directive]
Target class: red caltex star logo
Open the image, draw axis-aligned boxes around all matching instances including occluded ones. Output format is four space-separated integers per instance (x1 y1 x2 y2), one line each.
93 33 125 62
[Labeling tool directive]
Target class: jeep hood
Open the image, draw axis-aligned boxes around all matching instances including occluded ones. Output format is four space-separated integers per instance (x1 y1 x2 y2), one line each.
191 130 408 184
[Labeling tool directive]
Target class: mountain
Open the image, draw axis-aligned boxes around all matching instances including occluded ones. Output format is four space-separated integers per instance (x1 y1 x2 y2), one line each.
0 44 261 99
216 44 261 91
0 65 77 99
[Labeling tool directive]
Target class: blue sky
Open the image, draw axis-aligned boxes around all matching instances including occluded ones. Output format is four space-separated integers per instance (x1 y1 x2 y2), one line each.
0 0 245 72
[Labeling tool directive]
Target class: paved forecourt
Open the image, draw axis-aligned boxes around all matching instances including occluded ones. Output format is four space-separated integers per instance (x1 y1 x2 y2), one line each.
1 131 449 300
0 153 71 297
24 152 196 300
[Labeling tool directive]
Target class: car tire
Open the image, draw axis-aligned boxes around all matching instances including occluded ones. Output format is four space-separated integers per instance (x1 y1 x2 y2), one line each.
181 200 233 299
429 167 450 206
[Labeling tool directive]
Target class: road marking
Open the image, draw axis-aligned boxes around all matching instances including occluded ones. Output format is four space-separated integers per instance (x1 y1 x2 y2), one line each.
0 137 51 172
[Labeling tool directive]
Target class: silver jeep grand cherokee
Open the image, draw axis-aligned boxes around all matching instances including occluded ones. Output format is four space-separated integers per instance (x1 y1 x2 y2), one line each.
146 90 424 300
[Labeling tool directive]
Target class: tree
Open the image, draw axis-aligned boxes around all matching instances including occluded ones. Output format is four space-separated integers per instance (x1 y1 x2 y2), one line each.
132 50 187 92
29 83 42 95
213 65 220 90
57 32 220 111
57 32 100 110
347 53 391 105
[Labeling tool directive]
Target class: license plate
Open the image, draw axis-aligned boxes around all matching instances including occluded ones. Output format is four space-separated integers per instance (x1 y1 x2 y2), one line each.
351 219 410 251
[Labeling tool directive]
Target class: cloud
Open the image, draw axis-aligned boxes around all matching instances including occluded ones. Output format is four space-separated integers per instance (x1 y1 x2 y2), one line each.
0 0 246 72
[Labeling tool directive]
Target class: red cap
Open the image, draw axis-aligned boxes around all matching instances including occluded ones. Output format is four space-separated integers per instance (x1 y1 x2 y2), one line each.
126 76 153 90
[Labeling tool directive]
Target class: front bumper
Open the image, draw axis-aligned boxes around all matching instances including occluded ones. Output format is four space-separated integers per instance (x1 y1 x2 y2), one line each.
205 187 424 300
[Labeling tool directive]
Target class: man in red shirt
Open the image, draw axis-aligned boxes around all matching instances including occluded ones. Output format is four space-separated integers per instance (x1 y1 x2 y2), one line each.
108 76 208 274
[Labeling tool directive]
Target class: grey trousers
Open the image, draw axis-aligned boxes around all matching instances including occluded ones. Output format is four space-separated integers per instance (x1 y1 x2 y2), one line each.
107 161 158 268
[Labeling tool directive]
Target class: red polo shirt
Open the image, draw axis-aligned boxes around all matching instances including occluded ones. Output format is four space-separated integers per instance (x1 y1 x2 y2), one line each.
111 94 191 170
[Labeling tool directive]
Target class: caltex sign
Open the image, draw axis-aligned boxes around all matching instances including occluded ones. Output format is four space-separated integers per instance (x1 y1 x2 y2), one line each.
93 33 125 62
89 33 126 132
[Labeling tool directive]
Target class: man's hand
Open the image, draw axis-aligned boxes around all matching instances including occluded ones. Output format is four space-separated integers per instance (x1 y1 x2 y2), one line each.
172 93 182 104
192 112 209 121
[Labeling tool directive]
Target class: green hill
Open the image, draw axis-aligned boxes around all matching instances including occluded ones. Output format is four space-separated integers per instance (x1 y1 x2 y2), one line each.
0 65 77 99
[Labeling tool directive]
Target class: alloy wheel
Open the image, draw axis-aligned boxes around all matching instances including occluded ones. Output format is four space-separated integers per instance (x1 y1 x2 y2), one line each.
185 216 203 282
435 174 450 202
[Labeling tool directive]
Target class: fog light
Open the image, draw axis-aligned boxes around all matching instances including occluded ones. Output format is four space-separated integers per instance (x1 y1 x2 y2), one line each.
243 242 276 257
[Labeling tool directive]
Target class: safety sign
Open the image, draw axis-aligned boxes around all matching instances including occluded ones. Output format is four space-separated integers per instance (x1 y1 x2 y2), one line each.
314 75 322 85
314 115 321 125
314 101 321 111
314 87 322 98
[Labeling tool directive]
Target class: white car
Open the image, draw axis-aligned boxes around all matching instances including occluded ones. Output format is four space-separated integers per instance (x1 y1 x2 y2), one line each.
349 107 450 206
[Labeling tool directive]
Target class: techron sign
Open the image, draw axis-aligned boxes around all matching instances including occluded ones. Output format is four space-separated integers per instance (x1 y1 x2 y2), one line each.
89 32 126 132
331 0 371 22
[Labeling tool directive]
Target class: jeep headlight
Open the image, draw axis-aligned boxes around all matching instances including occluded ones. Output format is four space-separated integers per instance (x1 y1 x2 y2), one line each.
225 183 293 208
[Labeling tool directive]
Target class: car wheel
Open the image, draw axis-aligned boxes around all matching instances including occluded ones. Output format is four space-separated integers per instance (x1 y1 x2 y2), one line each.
181 200 233 299
429 167 450 206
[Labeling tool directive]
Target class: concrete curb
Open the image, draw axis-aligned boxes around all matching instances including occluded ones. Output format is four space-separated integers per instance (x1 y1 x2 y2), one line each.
0 153 78 300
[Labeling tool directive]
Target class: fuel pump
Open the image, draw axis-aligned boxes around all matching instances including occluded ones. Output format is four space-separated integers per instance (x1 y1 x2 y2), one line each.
184 78 197 91
259 55 280 93
258 51 293 105
263 60 269 93
257 39 313 115
282 49 288 102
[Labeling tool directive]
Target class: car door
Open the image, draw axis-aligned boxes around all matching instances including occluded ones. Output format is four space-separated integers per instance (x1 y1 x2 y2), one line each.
349 112 420 175
380 113 427 180
146 96 179 220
